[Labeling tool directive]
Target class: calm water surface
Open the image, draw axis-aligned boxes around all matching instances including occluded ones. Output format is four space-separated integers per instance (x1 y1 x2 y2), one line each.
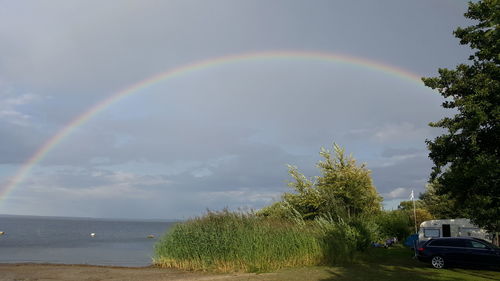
0 215 174 266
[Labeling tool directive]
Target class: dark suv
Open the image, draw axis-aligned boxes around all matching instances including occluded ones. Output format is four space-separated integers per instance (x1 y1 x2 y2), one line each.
417 237 500 269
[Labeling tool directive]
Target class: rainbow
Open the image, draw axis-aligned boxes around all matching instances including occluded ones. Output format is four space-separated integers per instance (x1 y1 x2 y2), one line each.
0 50 424 202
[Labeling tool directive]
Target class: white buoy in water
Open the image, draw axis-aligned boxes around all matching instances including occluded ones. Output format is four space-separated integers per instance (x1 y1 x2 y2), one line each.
0 231 4 235
90 233 96 237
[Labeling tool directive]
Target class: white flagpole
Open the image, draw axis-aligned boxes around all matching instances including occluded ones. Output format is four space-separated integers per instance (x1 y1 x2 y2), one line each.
411 189 417 234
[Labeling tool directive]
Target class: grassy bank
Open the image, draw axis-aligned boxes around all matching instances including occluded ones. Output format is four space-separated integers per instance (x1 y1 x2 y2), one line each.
250 247 500 281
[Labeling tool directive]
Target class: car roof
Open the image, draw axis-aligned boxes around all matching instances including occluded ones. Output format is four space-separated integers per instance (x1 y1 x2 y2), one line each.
425 237 491 244
429 237 474 240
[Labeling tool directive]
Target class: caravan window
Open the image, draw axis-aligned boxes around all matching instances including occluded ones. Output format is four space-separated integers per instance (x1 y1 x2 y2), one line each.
459 227 480 236
424 228 440 238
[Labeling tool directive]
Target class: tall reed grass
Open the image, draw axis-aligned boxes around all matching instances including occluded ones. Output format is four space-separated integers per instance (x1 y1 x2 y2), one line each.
154 210 322 272
154 210 374 272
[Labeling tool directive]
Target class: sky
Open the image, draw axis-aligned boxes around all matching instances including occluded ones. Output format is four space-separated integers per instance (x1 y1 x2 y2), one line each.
0 0 474 219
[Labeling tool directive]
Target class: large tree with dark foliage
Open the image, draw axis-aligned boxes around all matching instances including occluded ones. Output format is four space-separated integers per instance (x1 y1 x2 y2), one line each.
419 182 467 219
422 0 499 236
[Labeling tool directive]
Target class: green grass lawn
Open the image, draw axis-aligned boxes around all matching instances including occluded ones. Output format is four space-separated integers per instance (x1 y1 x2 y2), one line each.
229 246 500 281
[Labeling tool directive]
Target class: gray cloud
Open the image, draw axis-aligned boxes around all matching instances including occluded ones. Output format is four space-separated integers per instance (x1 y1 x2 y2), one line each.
0 0 472 218
381 147 423 158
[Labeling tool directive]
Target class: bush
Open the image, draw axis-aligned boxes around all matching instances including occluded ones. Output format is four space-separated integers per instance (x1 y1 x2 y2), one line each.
256 201 301 221
349 217 381 250
314 217 358 264
376 210 412 241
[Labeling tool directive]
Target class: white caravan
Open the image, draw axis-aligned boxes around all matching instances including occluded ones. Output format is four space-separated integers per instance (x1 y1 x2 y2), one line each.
418 218 492 242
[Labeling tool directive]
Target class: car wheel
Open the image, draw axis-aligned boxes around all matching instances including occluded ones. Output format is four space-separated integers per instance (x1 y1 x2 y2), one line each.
431 256 445 269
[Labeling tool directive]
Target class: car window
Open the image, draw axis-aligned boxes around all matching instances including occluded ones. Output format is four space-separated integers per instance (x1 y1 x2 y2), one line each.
429 239 447 246
475 239 500 249
448 239 467 247
469 241 488 249
429 239 467 247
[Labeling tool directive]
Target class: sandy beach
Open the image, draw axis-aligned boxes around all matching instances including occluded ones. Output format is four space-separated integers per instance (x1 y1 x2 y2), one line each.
0 264 263 281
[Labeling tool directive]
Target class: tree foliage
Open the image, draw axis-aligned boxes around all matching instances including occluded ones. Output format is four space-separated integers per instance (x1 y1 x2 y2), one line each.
377 210 412 241
397 200 434 232
283 144 382 220
419 182 467 219
397 200 425 211
422 0 500 232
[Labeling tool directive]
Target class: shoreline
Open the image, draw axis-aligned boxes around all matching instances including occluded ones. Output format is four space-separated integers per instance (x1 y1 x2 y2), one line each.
0 262 153 269
0 263 258 281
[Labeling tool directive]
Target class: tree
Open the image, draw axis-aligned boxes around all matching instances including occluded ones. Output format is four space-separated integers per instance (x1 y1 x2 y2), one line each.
411 209 434 230
397 200 434 232
422 0 499 234
419 182 467 219
377 210 413 241
283 144 382 219
397 200 425 211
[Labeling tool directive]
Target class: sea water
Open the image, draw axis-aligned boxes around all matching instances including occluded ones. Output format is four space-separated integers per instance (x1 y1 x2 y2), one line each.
0 215 174 266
